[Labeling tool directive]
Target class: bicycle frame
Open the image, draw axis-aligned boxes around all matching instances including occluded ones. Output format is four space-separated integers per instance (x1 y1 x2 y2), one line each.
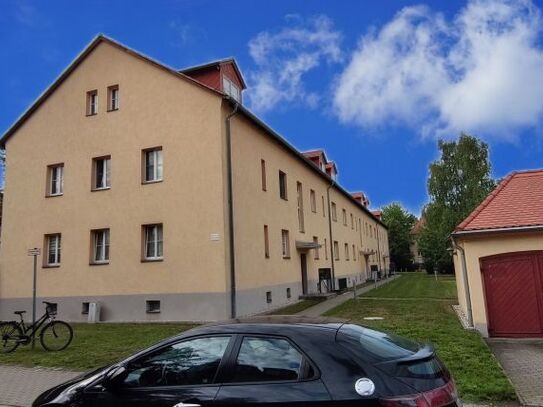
14 308 55 340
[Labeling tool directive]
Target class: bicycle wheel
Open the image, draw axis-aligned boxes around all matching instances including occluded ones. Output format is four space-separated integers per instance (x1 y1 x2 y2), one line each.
0 322 23 353
40 321 73 351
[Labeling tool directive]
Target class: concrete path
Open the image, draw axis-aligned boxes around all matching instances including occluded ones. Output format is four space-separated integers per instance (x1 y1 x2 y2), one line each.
0 365 81 407
487 339 543 407
297 274 401 317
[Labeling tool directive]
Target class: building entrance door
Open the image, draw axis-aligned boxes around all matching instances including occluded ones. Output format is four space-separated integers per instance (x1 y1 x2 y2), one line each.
300 253 308 295
318 268 332 293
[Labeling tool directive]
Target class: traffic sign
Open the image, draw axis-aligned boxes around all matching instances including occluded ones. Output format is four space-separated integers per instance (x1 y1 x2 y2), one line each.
27 248 41 256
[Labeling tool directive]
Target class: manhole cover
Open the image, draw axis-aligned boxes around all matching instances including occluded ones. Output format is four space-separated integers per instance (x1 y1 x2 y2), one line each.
363 317 384 320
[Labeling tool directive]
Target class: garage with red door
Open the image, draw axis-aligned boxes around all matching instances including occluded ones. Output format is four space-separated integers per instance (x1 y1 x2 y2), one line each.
452 169 543 338
481 252 543 337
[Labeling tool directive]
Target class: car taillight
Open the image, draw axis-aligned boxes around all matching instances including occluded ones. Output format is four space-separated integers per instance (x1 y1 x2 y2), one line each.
380 380 458 407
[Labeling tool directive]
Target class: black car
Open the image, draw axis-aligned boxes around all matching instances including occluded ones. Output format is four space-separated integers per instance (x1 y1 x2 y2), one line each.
33 316 459 407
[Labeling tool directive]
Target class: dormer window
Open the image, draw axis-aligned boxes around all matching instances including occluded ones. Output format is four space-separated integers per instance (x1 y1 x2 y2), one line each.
223 76 240 102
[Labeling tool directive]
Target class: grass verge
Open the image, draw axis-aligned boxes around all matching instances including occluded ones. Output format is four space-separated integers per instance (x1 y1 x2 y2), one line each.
326 274 515 402
0 323 195 370
269 299 324 315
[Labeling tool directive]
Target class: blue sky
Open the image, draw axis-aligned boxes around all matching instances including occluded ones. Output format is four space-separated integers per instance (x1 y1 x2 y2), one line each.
2 0 543 215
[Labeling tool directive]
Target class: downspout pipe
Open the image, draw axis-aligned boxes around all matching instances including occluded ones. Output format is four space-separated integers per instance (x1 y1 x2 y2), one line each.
225 102 239 319
326 180 336 290
451 236 473 328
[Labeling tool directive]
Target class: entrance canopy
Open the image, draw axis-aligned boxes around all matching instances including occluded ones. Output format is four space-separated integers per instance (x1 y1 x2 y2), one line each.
296 241 322 251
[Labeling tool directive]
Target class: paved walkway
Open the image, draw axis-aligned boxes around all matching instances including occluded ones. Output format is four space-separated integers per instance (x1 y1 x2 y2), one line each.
487 339 543 407
0 365 81 407
297 274 401 317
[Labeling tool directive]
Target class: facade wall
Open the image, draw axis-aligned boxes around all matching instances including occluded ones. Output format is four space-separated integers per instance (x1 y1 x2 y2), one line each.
228 111 389 316
0 42 230 321
454 231 543 336
0 40 389 322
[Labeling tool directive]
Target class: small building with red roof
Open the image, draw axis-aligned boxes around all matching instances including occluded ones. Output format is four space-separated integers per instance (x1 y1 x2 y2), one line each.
452 169 543 338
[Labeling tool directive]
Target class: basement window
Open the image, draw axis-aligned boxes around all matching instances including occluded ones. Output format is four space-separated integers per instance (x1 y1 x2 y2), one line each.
82 302 90 315
266 291 272 304
146 300 161 313
286 288 291 299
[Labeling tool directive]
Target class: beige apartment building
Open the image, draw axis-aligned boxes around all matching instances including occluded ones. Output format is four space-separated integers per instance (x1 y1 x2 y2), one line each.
0 35 389 322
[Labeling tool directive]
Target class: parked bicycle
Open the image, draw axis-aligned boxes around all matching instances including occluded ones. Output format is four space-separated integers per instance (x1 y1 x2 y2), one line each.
0 301 73 353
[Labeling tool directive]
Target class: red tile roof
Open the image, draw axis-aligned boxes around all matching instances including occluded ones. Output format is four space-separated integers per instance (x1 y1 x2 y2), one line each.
455 169 543 232
411 217 426 235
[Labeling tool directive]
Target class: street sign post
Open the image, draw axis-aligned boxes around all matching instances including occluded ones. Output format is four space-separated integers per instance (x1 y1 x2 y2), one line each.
27 248 41 349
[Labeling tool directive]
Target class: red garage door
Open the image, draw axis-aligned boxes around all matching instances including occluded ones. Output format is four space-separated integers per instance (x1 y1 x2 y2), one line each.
481 252 543 337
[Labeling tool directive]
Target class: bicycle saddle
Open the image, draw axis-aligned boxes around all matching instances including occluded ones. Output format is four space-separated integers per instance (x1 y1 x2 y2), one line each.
14 310 26 315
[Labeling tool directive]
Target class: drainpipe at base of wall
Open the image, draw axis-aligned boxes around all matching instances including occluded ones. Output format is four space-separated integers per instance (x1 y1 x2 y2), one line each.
225 102 239 319
326 180 336 290
451 236 473 328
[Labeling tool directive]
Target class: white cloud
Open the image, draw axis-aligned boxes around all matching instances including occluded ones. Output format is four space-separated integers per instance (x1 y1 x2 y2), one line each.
247 15 342 112
333 0 543 139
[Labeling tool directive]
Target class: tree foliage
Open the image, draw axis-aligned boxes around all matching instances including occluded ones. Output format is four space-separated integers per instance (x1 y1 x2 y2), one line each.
381 202 417 270
418 133 495 273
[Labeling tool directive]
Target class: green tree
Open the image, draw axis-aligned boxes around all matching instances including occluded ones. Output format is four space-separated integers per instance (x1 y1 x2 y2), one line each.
419 133 495 273
381 202 417 270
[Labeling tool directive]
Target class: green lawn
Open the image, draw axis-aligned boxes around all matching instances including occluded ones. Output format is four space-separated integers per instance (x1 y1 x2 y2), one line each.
270 299 324 315
365 272 457 299
0 323 195 370
326 273 515 402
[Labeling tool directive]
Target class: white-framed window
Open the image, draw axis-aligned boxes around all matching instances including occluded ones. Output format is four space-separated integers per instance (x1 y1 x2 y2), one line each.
279 171 287 200
313 236 319 260
261 159 267 191
93 156 111 190
322 196 325 217
334 241 339 261
353 244 357 261
310 189 316 213
143 148 163 183
331 202 337 222
223 76 241 102
45 234 61 266
143 224 163 260
345 243 350 260
108 85 119 111
87 90 98 115
92 229 110 264
297 182 304 233
264 225 270 258
281 229 290 259
342 209 347 226
48 164 64 196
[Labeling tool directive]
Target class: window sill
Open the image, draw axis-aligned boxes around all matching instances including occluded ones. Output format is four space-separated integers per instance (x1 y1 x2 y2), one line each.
146 310 161 314
282 256 291 260
91 187 111 192
90 261 110 266
45 194 63 198
86 113 97 117
142 179 163 185
107 108 119 113
280 197 288 201
141 258 164 263
42 265 60 269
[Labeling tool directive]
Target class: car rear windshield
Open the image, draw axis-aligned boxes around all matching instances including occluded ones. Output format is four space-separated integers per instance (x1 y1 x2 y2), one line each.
396 357 446 378
337 324 421 362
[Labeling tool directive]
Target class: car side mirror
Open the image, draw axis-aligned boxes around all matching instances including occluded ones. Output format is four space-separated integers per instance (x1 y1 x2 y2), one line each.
102 366 128 390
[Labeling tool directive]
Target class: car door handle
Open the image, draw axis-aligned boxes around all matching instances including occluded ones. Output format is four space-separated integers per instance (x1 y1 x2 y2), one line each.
173 403 201 407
